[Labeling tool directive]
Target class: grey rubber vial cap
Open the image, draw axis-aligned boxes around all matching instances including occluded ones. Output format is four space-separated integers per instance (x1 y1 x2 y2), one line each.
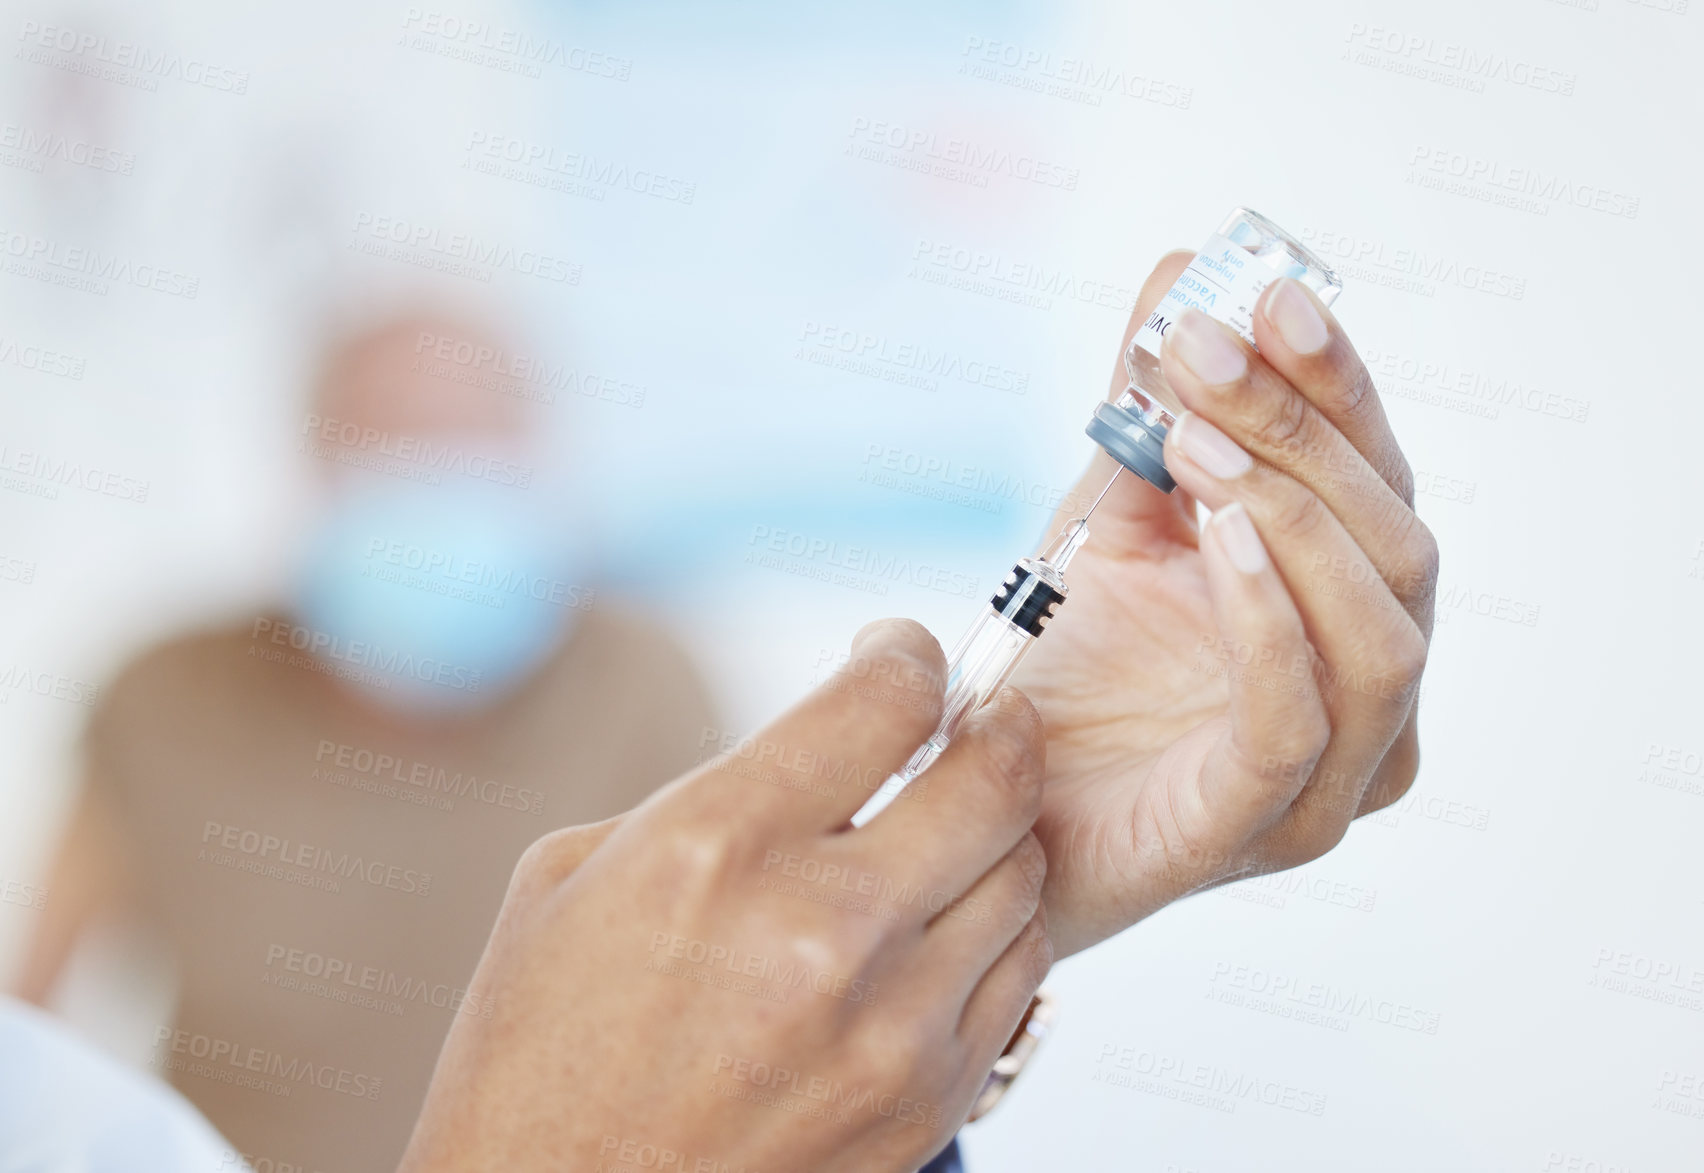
1085 401 1176 494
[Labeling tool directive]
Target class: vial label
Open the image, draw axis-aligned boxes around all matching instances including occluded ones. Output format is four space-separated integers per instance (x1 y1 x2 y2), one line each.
1132 232 1275 360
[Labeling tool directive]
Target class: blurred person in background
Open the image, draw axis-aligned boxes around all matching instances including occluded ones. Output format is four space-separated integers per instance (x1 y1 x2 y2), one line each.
10 310 718 1173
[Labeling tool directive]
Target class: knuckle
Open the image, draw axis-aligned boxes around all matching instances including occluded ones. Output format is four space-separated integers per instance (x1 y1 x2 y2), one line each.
1378 628 1430 686
1386 450 1416 506
1327 367 1378 420
1359 739 1421 816
967 691 1047 817
513 827 586 889
1270 811 1350 869
639 819 743 896
849 1016 932 1090
987 834 1047 932
781 923 870 987
1278 717 1333 780
1011 831 1048 897
1250 388 1315 458
1264 485 1331 543
1359 770 1417 815
1015 911 1055 991
1392 517 1441 599
1231 717 1329 805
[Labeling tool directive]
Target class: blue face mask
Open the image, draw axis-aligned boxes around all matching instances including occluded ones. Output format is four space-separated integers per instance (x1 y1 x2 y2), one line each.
294 479 590 715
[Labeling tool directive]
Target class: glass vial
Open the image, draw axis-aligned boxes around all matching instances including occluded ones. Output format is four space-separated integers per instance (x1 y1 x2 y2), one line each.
1086 207 1344 493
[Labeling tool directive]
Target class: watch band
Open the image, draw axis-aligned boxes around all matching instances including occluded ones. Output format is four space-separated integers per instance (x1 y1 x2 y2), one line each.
967 989 1056 1122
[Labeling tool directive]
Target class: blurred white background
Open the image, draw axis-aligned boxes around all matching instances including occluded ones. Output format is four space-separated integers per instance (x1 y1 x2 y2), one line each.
1 0 1700 1169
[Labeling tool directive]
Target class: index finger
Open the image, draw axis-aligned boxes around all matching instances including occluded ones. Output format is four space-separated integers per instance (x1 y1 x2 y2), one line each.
1249 277 1414 507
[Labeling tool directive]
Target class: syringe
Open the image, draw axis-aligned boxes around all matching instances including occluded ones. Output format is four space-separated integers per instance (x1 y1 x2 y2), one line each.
850 470 1120 827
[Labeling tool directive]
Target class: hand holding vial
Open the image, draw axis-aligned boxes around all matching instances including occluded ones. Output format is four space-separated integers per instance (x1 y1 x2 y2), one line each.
1015 249 1438 958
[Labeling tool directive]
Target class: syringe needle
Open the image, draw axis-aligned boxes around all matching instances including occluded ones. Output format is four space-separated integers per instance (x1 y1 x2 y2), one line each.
1081 466 1122 522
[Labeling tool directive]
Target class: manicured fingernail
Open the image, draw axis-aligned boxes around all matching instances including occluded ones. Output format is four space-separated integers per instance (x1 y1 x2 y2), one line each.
1166 309 1247 386
1266 278 1329 355
1212 502 1268 575
1172 412 1252 479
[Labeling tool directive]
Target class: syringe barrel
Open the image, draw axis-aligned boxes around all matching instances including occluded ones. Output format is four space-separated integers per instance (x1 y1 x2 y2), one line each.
852 558 1065 826
898 606 1034 783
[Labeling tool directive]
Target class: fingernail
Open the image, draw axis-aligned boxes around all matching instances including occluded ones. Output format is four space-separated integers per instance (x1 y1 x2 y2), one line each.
1172 412 1252 479
1166 309 1247 386
1212 502 1268 575
1265 278 1329 355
